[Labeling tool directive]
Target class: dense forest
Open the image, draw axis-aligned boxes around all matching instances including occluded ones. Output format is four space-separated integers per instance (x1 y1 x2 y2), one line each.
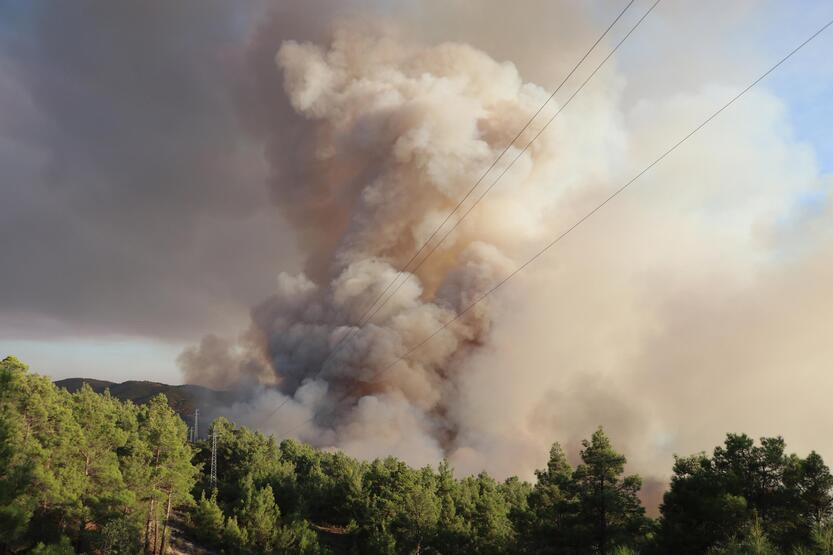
2 356 833 554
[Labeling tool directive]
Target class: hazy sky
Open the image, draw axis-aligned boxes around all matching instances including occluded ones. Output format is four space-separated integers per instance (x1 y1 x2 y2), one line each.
0 1 295 381
0 0 830 385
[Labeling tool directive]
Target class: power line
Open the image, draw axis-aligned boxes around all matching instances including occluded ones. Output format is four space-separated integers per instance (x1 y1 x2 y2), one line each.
358 0 661 330
378 15 833 373
210 424 218 491
275 14 833 442
263 0 641 425
258 393 291 426
340 0 642 331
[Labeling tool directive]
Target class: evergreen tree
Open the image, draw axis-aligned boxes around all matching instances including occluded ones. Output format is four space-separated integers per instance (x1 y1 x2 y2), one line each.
799 452 833 525
223 515 248 550
0 357 86 550
31 535 75 555
138 395 198 553
97 516 144 554
397 467 440 554
658 434 833 553
9 354 833 555
71 385 134 541
522 430 648 554
433 459 469 551
0 356 200 552
520 443 577 553
454 472 515 553
811 519 833 554
238 475 281 551
275 519 329 555
192 491 225 547
571 428 649 554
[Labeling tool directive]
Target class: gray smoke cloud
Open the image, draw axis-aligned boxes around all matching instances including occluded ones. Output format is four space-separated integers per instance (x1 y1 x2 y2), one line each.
0 1 297 341
166 1 833 500
182 19 561 465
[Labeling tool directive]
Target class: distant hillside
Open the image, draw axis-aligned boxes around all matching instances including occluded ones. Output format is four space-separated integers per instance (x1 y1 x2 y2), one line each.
54 377 237 425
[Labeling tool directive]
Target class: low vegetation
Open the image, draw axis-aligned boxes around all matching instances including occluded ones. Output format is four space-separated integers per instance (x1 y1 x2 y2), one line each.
2 355 833 554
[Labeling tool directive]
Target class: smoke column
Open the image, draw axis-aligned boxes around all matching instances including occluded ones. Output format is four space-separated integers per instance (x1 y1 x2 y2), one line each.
181 5 833 506
181 20 578 466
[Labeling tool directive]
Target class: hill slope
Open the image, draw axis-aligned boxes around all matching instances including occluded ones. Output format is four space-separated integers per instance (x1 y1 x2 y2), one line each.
55 377 236 425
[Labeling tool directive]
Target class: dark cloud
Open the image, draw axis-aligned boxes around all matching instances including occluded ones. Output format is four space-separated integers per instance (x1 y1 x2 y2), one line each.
0 1 299 340
0 0 632 341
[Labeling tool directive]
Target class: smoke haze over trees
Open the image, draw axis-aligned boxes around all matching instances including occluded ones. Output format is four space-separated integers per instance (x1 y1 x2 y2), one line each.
5 357 833 553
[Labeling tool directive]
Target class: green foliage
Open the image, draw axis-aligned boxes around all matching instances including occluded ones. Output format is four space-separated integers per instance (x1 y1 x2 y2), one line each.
239 480 281 550
658 433 833 553
186 421 329 554
192 491 225 547
518 429 649 554
30 535 74 555
811 519 833 554
275 519 328 555
98 517 144 554
0 356 196 552
518 443 575 552
572 428 650 552
5 355 833 555
223 515 248 549
706 516 779 554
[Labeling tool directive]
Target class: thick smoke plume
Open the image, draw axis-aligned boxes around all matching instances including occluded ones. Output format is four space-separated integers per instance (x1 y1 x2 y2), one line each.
181 3 833 504
183 21 570 466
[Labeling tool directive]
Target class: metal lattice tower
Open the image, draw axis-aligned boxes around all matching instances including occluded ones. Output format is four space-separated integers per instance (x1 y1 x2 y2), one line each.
210 425 218 490
193 408 199 441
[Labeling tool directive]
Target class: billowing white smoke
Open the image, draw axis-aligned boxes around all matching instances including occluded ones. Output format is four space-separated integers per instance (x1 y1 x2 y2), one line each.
182 8 833 502
181 22 604 465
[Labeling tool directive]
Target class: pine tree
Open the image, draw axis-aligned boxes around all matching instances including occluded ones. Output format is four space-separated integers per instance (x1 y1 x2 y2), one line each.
223 515 248 550
659 434 833 552
571 428 648 555
237 475 280 551
521 443 577 553
71 385 133 536
138 395 197 554
800 452 833 525
192 491 225 547
398 467 440 554
0 357 86 550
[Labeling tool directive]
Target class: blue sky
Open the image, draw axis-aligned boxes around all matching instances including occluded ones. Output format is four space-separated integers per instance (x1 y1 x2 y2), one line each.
765 1 832 173
771 51 833 174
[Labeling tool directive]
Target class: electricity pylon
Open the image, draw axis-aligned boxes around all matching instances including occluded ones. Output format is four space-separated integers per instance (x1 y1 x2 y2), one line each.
210 425 218 491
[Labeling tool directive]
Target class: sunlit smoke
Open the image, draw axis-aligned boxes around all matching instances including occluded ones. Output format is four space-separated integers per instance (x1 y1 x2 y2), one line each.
181 4 833 500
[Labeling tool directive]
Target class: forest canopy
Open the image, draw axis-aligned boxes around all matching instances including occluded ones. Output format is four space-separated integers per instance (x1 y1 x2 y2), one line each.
2 355 833 554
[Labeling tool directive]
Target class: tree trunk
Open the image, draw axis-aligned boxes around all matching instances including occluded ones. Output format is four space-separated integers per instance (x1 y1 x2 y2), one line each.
159 491 173 555
599 474 606 555
144 498 155 555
